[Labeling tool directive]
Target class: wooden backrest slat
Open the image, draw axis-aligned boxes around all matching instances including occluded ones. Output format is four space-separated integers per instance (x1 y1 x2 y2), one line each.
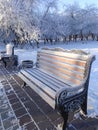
36 48 95 86
37 58 85 74
38 52 86 67
39 49 89 61
37 60 84 80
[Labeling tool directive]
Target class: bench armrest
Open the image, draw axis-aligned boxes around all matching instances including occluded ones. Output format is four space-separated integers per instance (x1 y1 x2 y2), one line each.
55 81 87 112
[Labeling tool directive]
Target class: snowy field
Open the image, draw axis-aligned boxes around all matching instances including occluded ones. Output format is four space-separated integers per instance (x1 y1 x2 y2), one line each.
0 41 98 118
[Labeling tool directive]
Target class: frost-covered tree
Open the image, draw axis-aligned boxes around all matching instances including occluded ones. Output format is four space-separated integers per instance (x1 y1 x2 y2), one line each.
40 0 59 43
0 0 98 46
60 3 81 41
0 0 40 45
82 5 98 37
58 3 98 41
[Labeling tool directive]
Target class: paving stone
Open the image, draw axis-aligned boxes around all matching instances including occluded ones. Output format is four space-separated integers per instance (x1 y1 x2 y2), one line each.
12 75 24 86
9 97 20 105
3 116 17 129
0 89 5 98
29 108 47 123
3 85 11 91
0 97 8 106
53 117 63 127
0 127 3 130
6 126 13 130
14 107 27 118
7 94 17 100
16 91 27 98
86 118 98 126
9 84 18 88
13 87 23 93
23 86 40 100
11 102 23 111
20 96 30 103
1 110 14 120
24 86 62 124
38 120 57 130
7 79 15 83
24 101 47 123
6 90 15 96
72 118 98 130
11 84 20 89
9 81 17 85
5 89 14 94
12 125 19 130
0 120 1 125
79 126 98 130
48 110 61 122
24 122 38 130
1 81 8 86
0 104 11 113
67 126 77 130
0 120 2 127
0 96 4 103
18 114 32 126
1 80 7 83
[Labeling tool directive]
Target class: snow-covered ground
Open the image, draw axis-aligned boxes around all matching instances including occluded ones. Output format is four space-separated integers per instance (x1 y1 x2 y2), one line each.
0 41 98 117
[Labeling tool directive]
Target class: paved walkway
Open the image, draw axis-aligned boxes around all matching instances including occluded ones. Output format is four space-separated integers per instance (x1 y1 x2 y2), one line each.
0 65 98 130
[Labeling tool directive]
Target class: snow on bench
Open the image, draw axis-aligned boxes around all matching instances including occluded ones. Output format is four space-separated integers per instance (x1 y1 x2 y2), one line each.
18 48 95 130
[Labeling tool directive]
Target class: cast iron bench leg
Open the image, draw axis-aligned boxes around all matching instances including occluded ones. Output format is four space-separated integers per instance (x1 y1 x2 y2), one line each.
81 94 87 115
61 111 69 130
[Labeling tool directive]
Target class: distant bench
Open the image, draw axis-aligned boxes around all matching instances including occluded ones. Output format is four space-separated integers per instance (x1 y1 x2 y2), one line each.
18 48 95 130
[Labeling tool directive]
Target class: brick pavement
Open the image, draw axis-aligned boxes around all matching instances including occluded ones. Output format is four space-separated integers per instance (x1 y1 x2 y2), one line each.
0 65 98 130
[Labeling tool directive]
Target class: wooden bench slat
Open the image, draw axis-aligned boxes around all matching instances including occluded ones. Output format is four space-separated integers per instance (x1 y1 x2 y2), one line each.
38 53 87 67
18 72 55 109
37 64 81 86
20 70 56 99
29 68 70 89
37 59 84 80
34 69 69 87
38 68 74 87
37 61 83 84
26 69 63 90
39 49 90 61
37 57 85 74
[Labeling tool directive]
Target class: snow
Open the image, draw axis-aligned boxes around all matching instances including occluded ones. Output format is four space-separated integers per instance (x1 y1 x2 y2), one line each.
0 41 98 117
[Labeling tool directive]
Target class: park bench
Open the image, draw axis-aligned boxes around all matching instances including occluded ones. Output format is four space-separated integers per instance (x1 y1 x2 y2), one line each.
18 48 95 130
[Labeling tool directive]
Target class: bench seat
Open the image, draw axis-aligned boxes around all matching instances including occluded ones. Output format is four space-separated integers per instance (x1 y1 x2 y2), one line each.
19 68 84 109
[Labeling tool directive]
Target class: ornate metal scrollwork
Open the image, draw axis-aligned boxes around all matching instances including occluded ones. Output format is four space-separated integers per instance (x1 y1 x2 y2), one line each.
56 89 86 113
58 90 67 104
64 97 85 112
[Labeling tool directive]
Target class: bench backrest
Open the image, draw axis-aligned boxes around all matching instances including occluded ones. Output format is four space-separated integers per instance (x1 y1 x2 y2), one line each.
37 48 95 87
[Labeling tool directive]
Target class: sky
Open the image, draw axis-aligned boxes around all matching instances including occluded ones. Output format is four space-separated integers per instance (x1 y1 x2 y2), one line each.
60 0 98 8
